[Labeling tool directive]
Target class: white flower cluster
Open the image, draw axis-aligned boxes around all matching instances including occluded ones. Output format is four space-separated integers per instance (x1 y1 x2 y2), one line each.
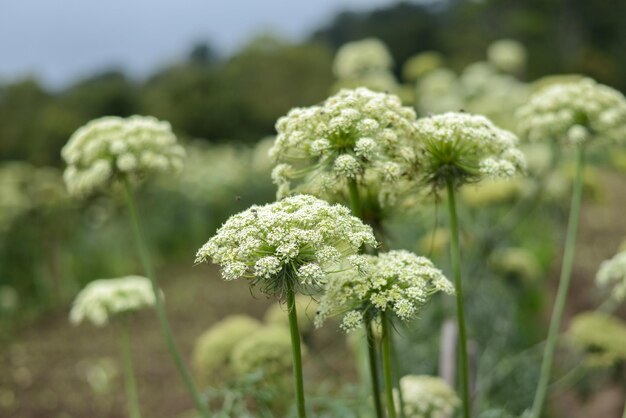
486 39 527 74
0 162 67 232
333 38 394 79
61 115 185 196
230 325 296 378
396 374 460 418
414 112 526 188
270 88 418 206
195 195 377 296
315 250 454 332
69 276 155 326
568 311 626 367
517 77 626 144
596 250 626 302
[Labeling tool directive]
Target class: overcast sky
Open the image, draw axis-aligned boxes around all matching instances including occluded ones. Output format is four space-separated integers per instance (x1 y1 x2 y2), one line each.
0 0 397 88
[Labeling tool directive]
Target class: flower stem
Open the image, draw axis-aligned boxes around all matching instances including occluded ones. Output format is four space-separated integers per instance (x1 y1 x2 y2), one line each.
121 178 209 418
119 317 142 418
445 178 471 418
286 286 307 418
366 319 385 418
381 311 397 418
530 145 586 418
388 330 406 418
348 179 362 219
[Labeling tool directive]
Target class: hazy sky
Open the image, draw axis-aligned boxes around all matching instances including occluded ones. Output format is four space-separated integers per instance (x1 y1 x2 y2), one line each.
0 0 396 88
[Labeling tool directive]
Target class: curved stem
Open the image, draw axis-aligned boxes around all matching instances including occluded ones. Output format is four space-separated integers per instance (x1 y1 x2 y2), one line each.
445 178 471 418
366 320 385 418
530 145 585 418
287 286 307 418
119 317 142 418
381 312 397 418
121 178 209 417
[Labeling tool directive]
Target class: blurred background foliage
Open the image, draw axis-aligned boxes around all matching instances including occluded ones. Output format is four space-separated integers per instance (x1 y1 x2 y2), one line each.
1 1 626 417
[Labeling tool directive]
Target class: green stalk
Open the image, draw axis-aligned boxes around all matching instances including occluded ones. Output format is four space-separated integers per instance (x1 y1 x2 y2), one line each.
366 320 385 418
381 312 397 418
119 317 142 418
445 178 471 418
530 145 586 418
286 286 307 418
346 177 384 418
348 179 362 219
388 331 406 418
622 399 626 418
121 178 209 418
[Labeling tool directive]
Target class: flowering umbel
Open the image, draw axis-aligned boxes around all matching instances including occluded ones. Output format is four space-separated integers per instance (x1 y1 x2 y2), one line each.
195 194 377 298
270 88 418 206
315 250 453 332
596 250 626 302
516 77 626 145
69 276 155 326
61 115 185 196
395 374 460 418
413 112 526 188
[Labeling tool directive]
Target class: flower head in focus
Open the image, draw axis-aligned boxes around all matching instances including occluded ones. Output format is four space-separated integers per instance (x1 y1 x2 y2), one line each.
315 250 453 332
596 250 626 303
69 276 155 326
396 374 460 418
195 194 377 298
517 77 626 145
270 88 418 207
413 112 526 189
61 115 185 196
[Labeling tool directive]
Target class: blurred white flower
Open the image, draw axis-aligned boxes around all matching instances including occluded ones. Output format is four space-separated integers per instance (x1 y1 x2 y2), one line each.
333 38 393 79
61 115 185 196
396 374 460 418
517 77 626 144
487 39 527 74
69 276 155 326
596 250 626 302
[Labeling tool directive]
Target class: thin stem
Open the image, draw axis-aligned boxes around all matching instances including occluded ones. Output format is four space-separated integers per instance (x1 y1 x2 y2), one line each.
530 145 585 418
388 331 406 418
366 320 385 418
287 286 307 418
119 317 142 418
121 178 209 418
445 178 471 418
347 178 362 218
381 312 397 418
622 398 626 418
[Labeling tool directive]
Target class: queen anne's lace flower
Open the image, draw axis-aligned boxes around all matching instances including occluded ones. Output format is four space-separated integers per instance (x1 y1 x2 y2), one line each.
395 375 460 418
315 250 454 332
61 115 185 196
192 315 262 385
231 325 299 378
596 250 626 302
333 38 394 79
486 39 527 74
270 88 418 206
69 276 155 326
195 195 377 297
568 311 626 368
413 112 526 188
516 77 626 145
